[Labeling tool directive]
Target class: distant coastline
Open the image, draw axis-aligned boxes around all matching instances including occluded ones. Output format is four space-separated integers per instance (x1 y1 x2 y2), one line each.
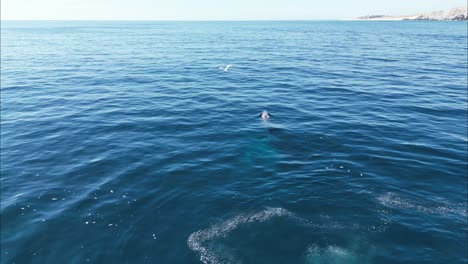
356 7 467 21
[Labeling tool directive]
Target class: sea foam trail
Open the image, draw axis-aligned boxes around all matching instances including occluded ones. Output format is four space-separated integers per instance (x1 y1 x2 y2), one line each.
377 192 467 219
187 206 391 263
187 207 292 264
305 244 353 264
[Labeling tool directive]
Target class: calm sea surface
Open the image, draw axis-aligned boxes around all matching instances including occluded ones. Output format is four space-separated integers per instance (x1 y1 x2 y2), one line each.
1 21 467 264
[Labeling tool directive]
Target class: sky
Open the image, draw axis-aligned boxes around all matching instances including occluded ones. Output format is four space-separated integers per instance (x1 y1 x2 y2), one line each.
1 0 466 20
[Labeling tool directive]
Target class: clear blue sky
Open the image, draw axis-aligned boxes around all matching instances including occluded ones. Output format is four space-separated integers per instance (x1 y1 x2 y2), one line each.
2 0 466 20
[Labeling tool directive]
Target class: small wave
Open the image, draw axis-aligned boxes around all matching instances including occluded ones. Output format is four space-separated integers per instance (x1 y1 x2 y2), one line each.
377 192 467 219
187 207 292 264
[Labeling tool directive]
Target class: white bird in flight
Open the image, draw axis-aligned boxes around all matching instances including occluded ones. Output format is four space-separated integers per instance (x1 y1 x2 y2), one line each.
219 64 232 72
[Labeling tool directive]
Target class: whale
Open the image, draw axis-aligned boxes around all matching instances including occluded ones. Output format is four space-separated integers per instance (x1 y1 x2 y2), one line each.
259 110 271 120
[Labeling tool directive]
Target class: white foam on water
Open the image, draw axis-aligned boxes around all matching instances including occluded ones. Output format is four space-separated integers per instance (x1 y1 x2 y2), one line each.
326 245 348 256
187 207 292 264
188 207 387 264
305 244 353 264
306 244 320 257
377 192 467 219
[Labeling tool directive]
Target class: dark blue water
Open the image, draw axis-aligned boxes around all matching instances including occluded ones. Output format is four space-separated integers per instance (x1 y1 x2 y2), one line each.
1 21 467 264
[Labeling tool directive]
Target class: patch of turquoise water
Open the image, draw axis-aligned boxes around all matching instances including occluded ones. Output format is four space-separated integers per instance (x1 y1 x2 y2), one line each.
241 135 278 170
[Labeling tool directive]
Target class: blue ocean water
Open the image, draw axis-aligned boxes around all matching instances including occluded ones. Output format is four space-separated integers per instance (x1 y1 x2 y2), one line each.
1 21 467 264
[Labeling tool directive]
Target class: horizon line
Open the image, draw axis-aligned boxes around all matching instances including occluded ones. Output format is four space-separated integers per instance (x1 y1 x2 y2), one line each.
1 19 352 22
2 19 465 22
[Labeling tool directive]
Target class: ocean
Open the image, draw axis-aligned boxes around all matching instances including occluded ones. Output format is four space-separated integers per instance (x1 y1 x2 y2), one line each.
1 21 467 264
